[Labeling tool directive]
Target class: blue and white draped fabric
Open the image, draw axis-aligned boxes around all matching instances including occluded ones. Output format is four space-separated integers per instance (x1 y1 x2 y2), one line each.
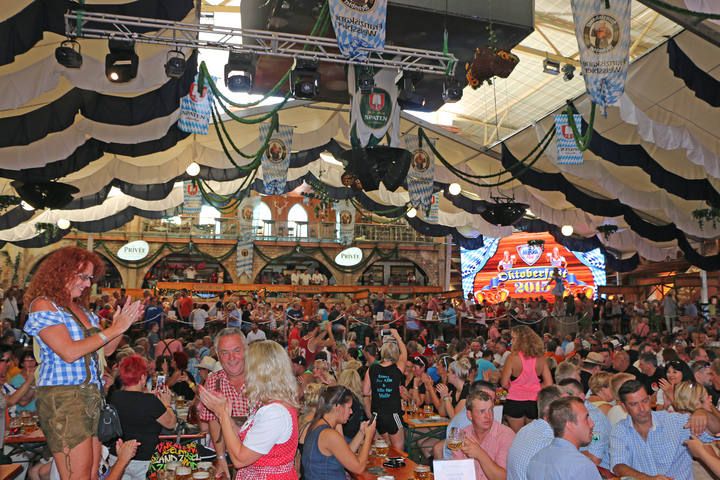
328 0 387 60
236 237 254 281
335 200 356 245
348 66 401 147
573 247 608 291
260 124 294 194
460 239 499 299
554 114 584 164
405 134 436 215
178 74 213 135
571 0 631 113
237 196 260 239
183 180 202 215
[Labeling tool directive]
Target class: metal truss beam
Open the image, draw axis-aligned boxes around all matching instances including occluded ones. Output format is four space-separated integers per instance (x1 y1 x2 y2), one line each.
65 12 457 75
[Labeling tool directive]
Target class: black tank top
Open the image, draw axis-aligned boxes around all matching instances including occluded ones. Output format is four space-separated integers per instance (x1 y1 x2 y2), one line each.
369 363 404 414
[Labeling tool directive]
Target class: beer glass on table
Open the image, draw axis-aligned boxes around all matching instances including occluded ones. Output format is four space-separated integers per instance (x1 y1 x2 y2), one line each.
374 438 389 458
414 464 431 480
446 427 464 452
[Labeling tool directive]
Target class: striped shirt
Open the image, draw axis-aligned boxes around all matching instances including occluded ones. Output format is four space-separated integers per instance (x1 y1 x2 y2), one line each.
507 419 554 480
24 307 102 388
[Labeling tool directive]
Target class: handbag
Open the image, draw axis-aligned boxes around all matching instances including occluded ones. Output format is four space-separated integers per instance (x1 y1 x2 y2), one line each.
68 308 123 442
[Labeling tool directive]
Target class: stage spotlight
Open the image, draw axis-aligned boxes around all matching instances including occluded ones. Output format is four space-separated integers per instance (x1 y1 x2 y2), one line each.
442 77 463 103
105 39 138 83
164 49 186 79
448 183 462 196
186 162 201 177
543 58 560 75
561 224 574 236
357 67 375 95
290 59 320 99
406 207 417 218
398 71 426 110
224 51 255 92
55 39 83 69
56 218 71 230
562 64 576 81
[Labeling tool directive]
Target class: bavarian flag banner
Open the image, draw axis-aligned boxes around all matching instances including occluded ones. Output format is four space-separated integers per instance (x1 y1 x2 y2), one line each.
328 0 387 60
571 0 631 113
178 74 212 135
554 114 584 164
349 66 401 147
405 134 435 215
238 196 260 238
260 123 294 195
336 200 357 245
236 237 254 281
182 180 202 215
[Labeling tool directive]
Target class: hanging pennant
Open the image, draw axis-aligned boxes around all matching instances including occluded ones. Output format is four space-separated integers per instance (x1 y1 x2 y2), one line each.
404 134 435 215
178 74 213 135
328 0 387 60
426 192 441 224
260 124 294 195
554 114 584 164
236 237 254 281
182 181 202 215
348 66 401 148
571 0 631 112
238 196 260 238
336 200 356 245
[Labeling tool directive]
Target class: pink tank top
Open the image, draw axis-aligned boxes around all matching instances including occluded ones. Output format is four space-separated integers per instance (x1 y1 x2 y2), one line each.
507 353 542 402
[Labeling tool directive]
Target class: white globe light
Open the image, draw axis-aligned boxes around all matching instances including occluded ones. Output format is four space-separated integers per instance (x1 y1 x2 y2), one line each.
20 201 35 211
57 218 71 229
561 224 574 236
186 162 201 177
448 183 462 196
406 207 417 218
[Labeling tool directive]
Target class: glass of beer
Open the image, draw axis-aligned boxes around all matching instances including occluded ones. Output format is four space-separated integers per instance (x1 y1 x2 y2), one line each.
176 395 186 409
192 473 210 479
175 466 192 480
374 438 389 458
423 404 434 418
414 464 431 480
21 411 36 434
446 427 464 452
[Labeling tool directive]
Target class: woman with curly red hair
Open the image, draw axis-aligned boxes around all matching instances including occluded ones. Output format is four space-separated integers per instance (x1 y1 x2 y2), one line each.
23 247 143 480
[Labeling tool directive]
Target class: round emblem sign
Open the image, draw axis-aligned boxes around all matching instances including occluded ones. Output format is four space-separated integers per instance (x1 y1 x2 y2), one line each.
583 15 620 54
360 88 392 129
341 0 376 12
411 149 430 172
339 210 353 225
266 138 288 163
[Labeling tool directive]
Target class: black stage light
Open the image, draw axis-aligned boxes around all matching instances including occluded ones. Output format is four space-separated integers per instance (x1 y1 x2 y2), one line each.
290 59 320 99
224 52 255 92
543 58 560 75
562 64 576 81
105 39 138 83
398 71 427 110
358 67 375 95
55 39 83 69
11 181 80 210
442 77 463 103
164 49 187 79
480 198 529 226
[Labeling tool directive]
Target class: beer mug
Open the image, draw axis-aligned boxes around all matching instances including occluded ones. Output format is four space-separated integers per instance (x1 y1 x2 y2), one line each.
192 473 210 479
447 427 464 452
197 462 212 472
175 466 192 480
374 438 389 458
414 465 431 480
423 404 434 418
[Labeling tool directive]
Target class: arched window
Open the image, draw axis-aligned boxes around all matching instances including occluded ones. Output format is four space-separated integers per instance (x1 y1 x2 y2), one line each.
288 203 308 238
199 205 221 235
253 201 273 236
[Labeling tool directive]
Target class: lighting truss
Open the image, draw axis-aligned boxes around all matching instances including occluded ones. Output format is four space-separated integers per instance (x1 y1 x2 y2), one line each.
65 12 457 76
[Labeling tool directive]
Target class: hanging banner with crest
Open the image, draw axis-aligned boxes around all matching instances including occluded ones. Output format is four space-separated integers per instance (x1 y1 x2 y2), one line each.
348 66 401 148
237 196 260 238
571 0 631 113
178 74 213 135
554 113 584 164
328 0 387 60
260 123 294 195
404 134 436 215
425 192 441 224
236 237 254 281
182 180 202 215
336 200 357 245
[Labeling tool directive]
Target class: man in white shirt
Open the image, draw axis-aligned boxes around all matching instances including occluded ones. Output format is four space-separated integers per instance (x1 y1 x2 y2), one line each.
299 270 311 286
290 270 300 285
246 323 267 343
311 271 326 286
184 265 197 280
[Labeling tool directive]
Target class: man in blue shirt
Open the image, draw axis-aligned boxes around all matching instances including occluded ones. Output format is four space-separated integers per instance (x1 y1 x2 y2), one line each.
506 386 562 480
439 302 457 340
527 397 602 480
474 350 498 382
610 379 720 480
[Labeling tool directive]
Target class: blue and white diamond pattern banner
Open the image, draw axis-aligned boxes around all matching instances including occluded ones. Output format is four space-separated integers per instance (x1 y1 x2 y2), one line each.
183 181 202 215
236 237 254 281
571 0 631 112
554 114 584 164
336 200 356 245
329 0 387 60
404 134 435 215
260 124 294 195
178 74 213 135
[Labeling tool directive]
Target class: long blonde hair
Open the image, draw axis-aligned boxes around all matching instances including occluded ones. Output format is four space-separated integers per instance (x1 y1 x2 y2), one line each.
337 368 363 399
245 340 298 408
511 326 544 358
673 381 707 413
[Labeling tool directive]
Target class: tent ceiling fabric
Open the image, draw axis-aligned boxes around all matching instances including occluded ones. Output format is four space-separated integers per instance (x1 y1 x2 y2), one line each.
0 0 719 269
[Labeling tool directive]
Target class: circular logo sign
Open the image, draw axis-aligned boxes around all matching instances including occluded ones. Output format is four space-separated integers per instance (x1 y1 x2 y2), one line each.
339 210 354 225
241 248 250 257
360 88 392 129
583 15 620 54
341 0 376 12
335 247 363 267
188 82 209 103
117 240 150 262
411 149 430 172
241 207 253 221
266 139 288 163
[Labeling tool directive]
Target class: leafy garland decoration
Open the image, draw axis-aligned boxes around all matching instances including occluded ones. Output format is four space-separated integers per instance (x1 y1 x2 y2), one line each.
254 243 400 274
692 208 720 230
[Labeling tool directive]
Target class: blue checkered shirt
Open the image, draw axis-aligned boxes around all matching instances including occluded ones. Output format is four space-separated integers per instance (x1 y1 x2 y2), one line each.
580 401 611 469
507 419 554 480
24 307 102 387
610 410 711 480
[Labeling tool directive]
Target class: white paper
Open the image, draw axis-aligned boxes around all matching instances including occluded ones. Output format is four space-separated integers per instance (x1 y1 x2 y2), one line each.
376 312 384 322
426 311 434 322
433 459 476 480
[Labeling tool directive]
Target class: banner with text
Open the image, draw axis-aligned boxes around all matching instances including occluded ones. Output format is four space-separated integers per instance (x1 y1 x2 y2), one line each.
349 66 400 147
260 124 294 195
554 113 584 164
182 180 202 215
178 74 212 135
405 134 436 215
329 0 387 60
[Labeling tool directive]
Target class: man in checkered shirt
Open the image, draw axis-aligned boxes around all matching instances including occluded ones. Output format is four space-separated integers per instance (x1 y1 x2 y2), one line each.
198 327 251 479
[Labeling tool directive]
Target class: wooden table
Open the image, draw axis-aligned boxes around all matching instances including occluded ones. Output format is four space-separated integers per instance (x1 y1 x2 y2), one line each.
351 447 419 480
403 415 450 463
0 464 22 480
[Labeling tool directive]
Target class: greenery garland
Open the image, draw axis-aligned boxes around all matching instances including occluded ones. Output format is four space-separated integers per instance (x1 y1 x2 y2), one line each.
94 240 238 269
640 0 720 19
254 243 400 274
565 102 596 151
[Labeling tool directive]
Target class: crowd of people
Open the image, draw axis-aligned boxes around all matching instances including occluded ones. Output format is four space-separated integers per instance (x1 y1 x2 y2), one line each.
1 246 719 479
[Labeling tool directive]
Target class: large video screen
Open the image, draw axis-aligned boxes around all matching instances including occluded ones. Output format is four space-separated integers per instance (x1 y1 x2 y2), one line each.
461 232 606 304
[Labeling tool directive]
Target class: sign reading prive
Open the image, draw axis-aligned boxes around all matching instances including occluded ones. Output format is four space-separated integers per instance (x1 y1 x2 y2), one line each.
117 240 150 261
335 247 363 267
